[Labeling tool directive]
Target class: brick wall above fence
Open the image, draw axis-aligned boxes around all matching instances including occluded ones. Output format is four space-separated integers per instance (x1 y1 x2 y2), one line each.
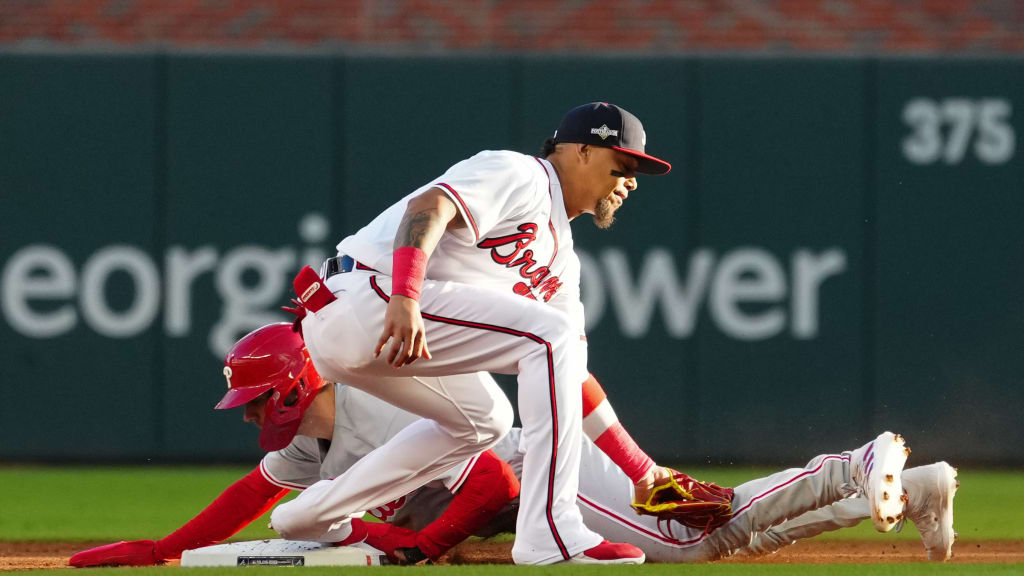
2 0 1023 54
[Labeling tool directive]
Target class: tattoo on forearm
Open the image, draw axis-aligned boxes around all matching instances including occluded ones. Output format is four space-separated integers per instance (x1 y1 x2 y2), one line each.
396 209 439 249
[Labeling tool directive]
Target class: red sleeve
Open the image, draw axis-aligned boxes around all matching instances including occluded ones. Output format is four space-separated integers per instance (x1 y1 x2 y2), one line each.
155 466 289 559
414 450 520 559
582 374 654 484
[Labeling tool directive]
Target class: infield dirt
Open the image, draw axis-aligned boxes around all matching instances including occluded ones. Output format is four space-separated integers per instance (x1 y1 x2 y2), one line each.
2 540 1023 570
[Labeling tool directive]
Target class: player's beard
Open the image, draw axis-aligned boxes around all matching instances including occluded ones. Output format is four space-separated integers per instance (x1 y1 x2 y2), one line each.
593 196 617 229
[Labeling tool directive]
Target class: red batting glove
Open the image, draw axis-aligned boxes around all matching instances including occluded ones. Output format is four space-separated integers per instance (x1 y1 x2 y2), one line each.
68 540 164 567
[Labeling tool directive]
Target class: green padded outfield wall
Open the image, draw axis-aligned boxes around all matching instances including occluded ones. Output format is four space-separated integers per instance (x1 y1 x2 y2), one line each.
0 53 1021 464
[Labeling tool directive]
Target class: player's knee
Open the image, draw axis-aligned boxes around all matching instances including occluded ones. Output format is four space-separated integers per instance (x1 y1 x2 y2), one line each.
484 399 514 444
269 503 341 542
531 306 575 346
704 524 747 561
269 504 308 540
454 399 512 448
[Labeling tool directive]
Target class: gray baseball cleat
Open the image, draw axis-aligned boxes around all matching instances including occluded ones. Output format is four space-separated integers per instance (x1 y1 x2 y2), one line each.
850 431 911 532
901 462 959 561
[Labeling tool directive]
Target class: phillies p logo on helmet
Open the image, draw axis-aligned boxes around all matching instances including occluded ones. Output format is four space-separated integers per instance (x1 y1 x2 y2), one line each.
215 323 329 451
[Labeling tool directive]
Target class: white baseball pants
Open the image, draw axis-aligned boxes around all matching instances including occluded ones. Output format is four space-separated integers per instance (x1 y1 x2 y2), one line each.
274 270 601 565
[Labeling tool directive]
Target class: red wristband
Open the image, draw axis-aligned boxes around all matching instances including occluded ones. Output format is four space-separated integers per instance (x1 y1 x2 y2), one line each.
594 423 655 484
392 246 428 301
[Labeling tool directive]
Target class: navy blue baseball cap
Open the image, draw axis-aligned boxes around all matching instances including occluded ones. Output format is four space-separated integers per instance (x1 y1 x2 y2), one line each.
552 102 672 175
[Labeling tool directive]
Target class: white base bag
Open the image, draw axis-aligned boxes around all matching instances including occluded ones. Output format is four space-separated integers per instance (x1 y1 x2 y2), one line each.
181 539 389 567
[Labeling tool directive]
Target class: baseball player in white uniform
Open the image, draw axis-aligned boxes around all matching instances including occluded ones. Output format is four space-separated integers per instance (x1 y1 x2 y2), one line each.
69 323 958 567
276 102 678 564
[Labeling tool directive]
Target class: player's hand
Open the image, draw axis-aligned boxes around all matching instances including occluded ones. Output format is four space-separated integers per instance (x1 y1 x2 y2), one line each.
362 521 424 564
632 465 674 510
375 295 432 368
333 518 424 564
68 540 165 567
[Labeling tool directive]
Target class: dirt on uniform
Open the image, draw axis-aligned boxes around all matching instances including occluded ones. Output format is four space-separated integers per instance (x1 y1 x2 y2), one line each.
2 540 1022 570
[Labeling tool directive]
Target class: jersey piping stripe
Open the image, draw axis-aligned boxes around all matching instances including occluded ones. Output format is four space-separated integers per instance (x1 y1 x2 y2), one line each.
449 454 479 494
368 275 570 560
577 494 681 545
580 454 852 549
532 157 559 267
547 222 558 266
436 182 480 242
730 454 851 519
259 460 309 491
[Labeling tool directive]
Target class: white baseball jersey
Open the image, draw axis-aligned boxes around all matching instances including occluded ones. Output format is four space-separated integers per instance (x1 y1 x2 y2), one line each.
338 150 585 333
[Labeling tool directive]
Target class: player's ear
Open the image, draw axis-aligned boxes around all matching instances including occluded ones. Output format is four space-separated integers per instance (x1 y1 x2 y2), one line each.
575 144 591 165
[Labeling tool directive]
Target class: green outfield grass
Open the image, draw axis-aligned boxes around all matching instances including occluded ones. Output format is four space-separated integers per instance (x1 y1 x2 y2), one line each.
0 465 284 542
3 465 1022 575
0 464 1021 543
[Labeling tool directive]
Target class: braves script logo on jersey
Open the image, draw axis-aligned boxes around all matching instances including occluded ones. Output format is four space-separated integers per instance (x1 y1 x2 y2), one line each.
477 223 563 301
370 496 407 521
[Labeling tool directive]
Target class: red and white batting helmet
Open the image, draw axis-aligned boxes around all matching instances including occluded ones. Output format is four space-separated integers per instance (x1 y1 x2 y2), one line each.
216 323 328 451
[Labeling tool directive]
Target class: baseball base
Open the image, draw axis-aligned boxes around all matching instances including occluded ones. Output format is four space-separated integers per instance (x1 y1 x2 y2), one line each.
181 539 389 567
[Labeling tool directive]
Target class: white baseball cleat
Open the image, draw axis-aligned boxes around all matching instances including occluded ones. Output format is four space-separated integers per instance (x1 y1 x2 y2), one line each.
902 462 959 561
565 540 645 565
850 431 911 532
